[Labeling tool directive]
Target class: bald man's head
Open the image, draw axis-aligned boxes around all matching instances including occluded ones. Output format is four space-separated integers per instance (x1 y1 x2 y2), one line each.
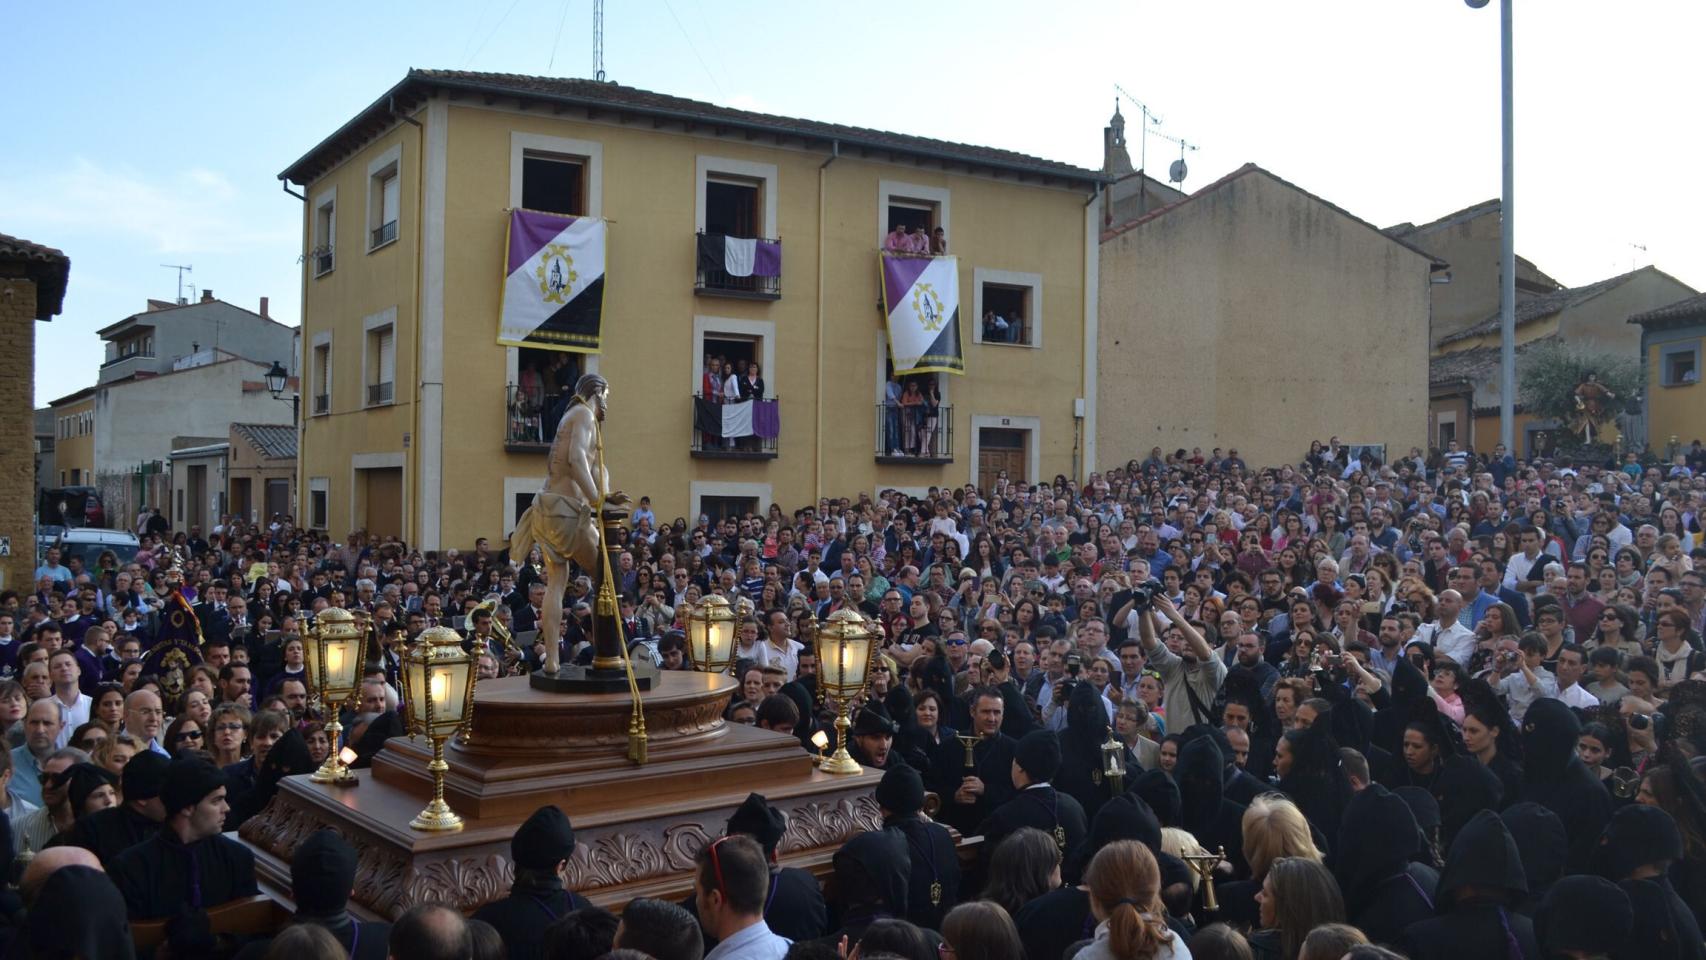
124 689 163 742
21 846 102 905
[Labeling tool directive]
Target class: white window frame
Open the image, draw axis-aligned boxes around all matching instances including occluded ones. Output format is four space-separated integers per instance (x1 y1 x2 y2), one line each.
970 414 1042 486
1660 339 1702 387
876 180 951 248
971 267 1045 349
361 307 398 408
693 316 777 398
308 477 330 530
695 156 778 238
311 186 337 277
502 476 548 538
310 330 333 417
366 143 402 253
506 133 605 383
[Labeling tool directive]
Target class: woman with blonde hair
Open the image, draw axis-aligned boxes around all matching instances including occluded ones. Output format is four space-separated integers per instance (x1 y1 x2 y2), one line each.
1076 840 1187 960
1212 794 1323 928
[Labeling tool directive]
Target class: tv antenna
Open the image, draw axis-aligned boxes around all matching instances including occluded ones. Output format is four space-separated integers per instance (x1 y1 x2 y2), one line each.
161 264 193 304
1113 84 1165 175
1629 242 1648 271
1114 85 1200 187
593 0 606 81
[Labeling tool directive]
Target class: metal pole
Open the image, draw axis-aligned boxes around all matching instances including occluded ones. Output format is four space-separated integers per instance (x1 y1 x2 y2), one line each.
1498 0 1516 453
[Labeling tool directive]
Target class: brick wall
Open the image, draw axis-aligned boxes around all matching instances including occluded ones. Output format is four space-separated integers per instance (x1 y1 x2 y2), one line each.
0 279 38 590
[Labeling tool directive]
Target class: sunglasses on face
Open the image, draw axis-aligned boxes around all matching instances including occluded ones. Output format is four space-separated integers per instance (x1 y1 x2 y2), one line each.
175 729 204 742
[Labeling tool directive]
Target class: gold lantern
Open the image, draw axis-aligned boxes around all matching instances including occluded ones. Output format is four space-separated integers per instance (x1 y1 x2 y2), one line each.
686 595 738 674
400 626 477 831
300 608 370 784
814 609 876 775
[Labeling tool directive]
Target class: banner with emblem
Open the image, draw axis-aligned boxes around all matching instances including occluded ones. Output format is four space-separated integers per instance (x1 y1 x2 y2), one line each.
497 209 608 353
880 253 964 375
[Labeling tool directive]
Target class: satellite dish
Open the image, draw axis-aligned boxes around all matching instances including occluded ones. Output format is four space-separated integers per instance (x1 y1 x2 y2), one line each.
1169 158 1189 184
1465 0 1490 7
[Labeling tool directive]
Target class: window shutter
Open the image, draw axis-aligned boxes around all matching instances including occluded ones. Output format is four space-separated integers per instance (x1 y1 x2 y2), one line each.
378 328 395 383
382 174 400 225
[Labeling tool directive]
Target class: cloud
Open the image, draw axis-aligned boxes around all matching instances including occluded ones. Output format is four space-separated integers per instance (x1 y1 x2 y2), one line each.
0 158 292 254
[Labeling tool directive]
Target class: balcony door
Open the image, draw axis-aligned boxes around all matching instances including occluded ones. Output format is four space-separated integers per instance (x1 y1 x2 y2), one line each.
978 428 1028 491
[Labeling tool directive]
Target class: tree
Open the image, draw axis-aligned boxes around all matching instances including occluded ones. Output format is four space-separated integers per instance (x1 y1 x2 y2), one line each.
1518 340 1643 450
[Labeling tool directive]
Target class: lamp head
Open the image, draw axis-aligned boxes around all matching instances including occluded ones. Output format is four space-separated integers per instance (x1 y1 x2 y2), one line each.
264 361 288 397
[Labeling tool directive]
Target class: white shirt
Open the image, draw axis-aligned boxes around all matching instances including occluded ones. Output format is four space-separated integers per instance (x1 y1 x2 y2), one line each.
1556 682 1600 710
52 691 92 749
763 637 804 681
1503 551 1547 590
1430 620 1477 667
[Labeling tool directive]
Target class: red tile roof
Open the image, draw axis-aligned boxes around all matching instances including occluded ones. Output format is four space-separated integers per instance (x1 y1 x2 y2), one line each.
0 233 70 319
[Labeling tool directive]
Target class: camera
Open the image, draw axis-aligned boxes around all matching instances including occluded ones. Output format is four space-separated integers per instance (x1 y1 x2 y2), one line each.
1129 579 1164 612
1628 711 1665 733
1066 653 1083 678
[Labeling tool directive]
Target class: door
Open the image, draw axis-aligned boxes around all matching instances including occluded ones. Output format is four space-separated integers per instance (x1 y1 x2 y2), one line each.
362 468 404 540
230 478 252 523
187 465 207 532
978 428 1028 491
265 479 291 521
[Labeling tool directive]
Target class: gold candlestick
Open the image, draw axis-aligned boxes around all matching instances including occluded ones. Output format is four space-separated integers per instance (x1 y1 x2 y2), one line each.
1182 847 1227 911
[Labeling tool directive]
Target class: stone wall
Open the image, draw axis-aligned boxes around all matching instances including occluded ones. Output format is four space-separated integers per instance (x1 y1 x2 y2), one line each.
0 279 38 589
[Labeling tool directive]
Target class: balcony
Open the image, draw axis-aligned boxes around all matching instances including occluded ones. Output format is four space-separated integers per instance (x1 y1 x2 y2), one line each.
313 250 334 277
370 220 398 249
694 232 781 300
312 393 330 416
101 350 155 368
366 381 394 406
505 385 561 452
691 395 779 459
875 403 953 464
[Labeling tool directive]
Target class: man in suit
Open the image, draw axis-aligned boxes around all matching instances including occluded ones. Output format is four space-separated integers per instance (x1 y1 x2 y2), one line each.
930 688 1018 834
193 581 231 642
512 582 546 636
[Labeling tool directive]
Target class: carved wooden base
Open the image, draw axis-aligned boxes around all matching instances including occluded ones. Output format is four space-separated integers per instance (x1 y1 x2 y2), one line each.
238 670 893 919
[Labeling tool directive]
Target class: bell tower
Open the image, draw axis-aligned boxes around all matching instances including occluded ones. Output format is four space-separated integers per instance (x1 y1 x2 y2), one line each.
1103 100 1134 177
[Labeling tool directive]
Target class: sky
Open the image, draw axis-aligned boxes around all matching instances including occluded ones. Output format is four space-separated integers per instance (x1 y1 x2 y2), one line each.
10 0 1704 406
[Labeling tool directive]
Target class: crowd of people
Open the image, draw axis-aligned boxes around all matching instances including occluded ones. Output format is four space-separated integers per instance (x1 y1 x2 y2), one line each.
7 437 1706 959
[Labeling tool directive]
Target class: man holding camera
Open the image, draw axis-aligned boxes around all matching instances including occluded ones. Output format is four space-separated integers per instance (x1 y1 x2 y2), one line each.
1135 594 1224 730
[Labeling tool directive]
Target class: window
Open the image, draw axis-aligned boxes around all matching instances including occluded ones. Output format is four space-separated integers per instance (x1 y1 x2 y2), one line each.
522 153 586 216
311 335 331 416
312 190 336 277
973 269 1043 348
366 323 395 406
372 171 399 248
1662 342 1700 387
705 178 760 238
309 478 329 530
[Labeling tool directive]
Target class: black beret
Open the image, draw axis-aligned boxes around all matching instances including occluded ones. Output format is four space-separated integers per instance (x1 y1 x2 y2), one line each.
875 764 925 818
161 756 228 816
726 792 787 859
1015 729 1062 783
852 703 898 739
64 763 117 815
122 751 170 801
513 805 576 870
1597 804 1684 880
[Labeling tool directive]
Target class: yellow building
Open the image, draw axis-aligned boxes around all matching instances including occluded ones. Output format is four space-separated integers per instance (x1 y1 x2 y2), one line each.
48 387 96 488
1385 199 1562 344
282 70 1105 550
1098 164 1441 469
1428 266 1696 454
1631 292 1706 452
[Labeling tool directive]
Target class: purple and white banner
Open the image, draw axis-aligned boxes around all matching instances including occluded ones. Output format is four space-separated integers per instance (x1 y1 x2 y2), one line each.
498 209 607 353
697 234 781 278
880 253 964 375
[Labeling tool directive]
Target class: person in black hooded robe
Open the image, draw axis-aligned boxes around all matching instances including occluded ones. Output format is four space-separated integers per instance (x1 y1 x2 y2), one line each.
25 865 136 960
1498 802 1565 918
233 829 391 960
822 829 911 944
1014 793 1194 960
1189 724 1268 808
109 755 259 920
1333 783 1439 945
1129 768 1181 829
1371 657 1430 766
876 765 958 931
1055 681 1132 822
66 749 167 866
1458 677 1524 809
685 792 828 945
472 805 593 960
1172 736 1248 876
929 687 1017 834
1329 697 1396 787
1395 809 1540 960
1274 724 1348 843
1593 803 1706 960
1535 875 1633 960
1519 697 1612 872
977 729 1087 870
1394 785 1444 868
1391 701 1504 850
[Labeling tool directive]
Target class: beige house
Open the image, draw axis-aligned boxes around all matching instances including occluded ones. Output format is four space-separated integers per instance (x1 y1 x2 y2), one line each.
1428 266 1696 454
1097 163 1441 469
169 423 299 534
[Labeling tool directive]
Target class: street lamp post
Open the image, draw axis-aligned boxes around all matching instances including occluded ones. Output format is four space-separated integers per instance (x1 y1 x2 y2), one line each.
1469 0 1516 453
264 360 299 424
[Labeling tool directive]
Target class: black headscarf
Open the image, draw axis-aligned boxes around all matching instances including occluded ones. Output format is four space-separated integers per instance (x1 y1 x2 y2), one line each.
1277 725 1348 840
27 865 136 960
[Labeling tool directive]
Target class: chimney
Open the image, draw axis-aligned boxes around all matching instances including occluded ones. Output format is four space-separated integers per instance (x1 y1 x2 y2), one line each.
201 289 214 303
259 296 269 318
